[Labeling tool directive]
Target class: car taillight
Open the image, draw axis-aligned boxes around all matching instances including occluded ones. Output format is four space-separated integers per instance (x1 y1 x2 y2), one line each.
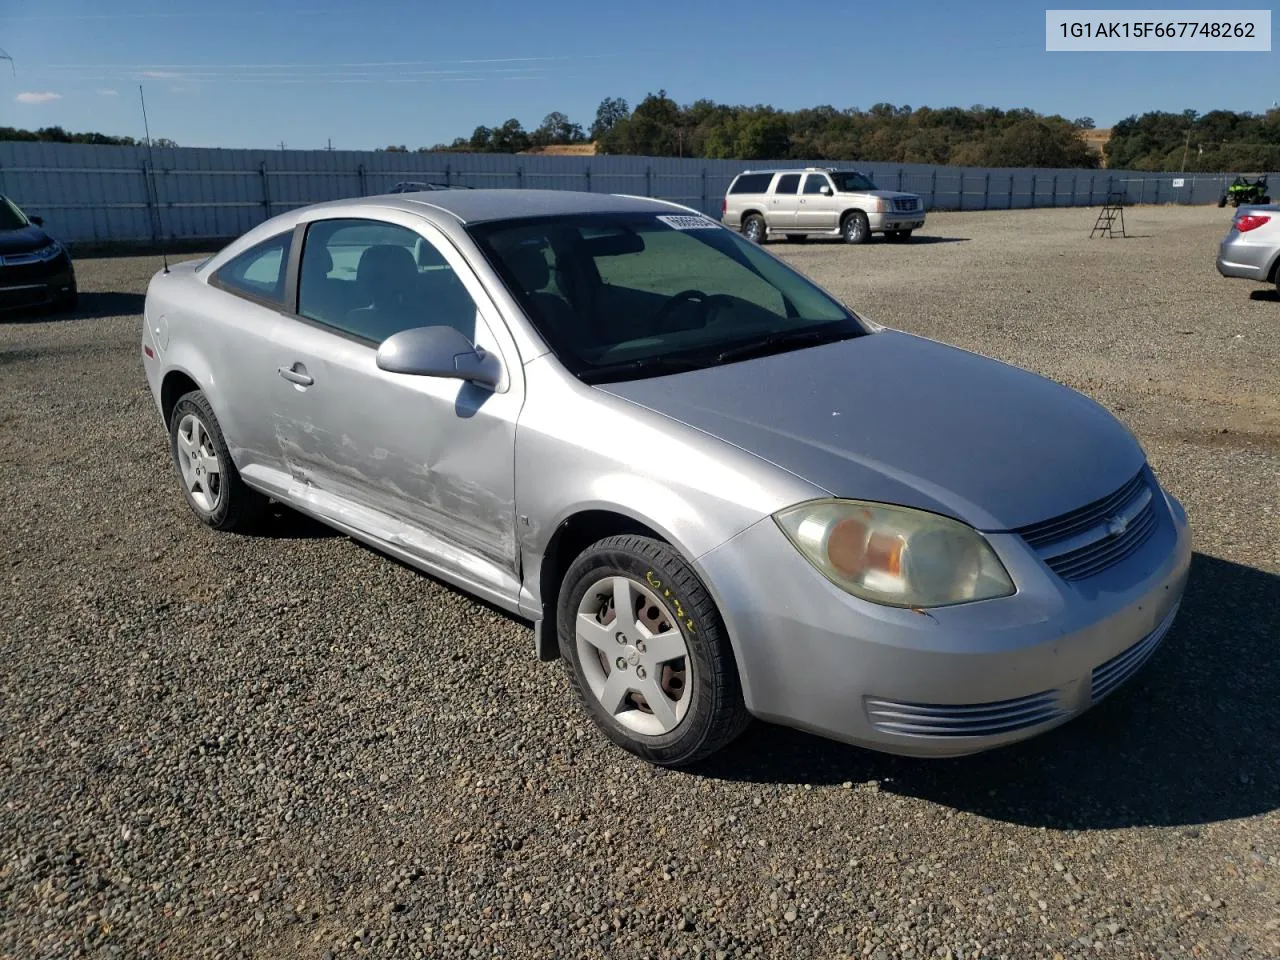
1235 214 1271 232
721 198 727 216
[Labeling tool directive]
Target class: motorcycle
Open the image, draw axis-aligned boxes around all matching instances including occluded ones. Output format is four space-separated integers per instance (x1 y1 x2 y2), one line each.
1218 175 1271 208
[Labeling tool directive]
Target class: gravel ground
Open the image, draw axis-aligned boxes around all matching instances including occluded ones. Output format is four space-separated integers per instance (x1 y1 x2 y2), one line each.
1 205 1277 960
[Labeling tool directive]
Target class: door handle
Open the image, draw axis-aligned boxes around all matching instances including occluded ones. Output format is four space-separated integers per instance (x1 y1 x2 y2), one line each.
277 364 313 386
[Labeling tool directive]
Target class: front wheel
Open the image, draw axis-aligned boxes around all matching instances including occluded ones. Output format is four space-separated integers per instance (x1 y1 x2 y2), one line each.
841 211 871 245
557 534 750 767
1218 195 1228 208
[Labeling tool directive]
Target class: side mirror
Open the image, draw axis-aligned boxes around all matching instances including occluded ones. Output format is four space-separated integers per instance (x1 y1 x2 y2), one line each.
29 216 44 226
819 186 833 196
375 325 501 389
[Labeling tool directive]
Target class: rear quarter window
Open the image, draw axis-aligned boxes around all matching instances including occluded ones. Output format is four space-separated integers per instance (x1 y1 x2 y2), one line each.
209 230 293 307
728 173 775 195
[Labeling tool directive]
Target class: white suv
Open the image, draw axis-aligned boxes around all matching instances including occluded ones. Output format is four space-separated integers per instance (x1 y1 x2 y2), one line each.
721 168 926 244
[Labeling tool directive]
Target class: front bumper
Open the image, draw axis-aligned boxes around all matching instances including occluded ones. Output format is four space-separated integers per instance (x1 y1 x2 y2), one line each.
0 257 76 311
697 485 1192 757
868 211 926 233
1216 237 1274 281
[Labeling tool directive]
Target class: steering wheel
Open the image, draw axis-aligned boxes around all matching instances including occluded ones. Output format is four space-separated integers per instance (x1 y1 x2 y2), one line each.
651 289 735 333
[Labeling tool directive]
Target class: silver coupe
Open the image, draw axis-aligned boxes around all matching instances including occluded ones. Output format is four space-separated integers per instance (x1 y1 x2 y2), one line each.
142 189 1191 766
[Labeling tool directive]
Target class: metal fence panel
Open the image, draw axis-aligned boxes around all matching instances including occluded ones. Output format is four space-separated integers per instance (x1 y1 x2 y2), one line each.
0 141 1271 244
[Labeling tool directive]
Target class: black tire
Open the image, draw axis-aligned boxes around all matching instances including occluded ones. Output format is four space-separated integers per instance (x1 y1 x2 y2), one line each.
1218 196 1228 208
557 534 750 767
740 213 766 244
841 210 871 245
168 390 267 532
1263 196 1272 204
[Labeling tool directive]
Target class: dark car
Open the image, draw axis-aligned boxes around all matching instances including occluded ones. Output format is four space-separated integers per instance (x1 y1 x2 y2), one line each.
0 195 77 313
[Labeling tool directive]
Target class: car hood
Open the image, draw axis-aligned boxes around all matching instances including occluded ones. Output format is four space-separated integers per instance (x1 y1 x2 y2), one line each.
597 330 1145 531
0 224 52 255
860 190 920 201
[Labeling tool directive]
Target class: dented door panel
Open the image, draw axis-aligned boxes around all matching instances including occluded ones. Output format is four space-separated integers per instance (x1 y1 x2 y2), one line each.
267 319 521 578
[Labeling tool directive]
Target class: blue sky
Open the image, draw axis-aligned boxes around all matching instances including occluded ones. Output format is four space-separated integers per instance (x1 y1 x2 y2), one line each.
2 0 1276 149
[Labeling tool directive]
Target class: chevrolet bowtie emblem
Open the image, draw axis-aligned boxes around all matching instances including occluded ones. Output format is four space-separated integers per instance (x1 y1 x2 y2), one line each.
1106 515 1129 537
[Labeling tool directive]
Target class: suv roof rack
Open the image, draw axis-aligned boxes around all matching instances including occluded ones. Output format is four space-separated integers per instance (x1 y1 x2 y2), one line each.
739 166 837 175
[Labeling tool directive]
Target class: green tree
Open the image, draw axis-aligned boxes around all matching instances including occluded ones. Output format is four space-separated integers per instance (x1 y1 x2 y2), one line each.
489 119 530 154
590 97 630 141
532 111 586 147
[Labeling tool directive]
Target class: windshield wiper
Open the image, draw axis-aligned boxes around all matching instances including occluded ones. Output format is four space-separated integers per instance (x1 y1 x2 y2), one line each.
712 329 853 365
579 355 709 384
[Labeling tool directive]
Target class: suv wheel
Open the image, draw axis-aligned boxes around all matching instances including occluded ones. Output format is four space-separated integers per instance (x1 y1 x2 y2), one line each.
841 211 870 245
741 214 766 244
168 390 267 531
557 534 751 767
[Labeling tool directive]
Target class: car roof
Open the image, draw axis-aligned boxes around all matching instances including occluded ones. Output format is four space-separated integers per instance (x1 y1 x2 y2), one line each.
303 188 685 225
734 167 857 175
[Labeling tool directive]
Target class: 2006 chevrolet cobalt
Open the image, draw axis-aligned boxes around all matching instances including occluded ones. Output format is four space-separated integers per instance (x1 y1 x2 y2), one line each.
141 190 1191 767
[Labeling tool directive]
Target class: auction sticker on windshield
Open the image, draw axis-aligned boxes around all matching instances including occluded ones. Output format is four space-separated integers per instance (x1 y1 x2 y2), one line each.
657 214 721 230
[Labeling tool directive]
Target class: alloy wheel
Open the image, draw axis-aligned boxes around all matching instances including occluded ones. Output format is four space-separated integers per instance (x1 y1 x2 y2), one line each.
175 413 222 513
574 575 693 736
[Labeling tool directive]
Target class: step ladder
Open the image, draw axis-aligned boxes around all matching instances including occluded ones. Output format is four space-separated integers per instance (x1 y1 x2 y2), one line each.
1090 192 1127 239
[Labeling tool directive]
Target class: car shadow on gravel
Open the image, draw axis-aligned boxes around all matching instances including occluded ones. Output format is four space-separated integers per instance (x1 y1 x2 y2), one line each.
0 291 145 323
699 552 1280 829
239 504 341 540
1247 289 1279 302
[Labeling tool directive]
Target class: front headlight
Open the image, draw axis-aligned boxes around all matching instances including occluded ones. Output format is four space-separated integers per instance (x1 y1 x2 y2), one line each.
774 499 1015 608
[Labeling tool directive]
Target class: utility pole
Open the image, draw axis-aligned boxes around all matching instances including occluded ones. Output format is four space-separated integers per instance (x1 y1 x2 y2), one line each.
1180 124 1193 171
278 140 286 152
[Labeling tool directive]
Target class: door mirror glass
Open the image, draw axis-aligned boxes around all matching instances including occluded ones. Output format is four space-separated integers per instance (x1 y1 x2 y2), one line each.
376 325 501 388
819 185 833 196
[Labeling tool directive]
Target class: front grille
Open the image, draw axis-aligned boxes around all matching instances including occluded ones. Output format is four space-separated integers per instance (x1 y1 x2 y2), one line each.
1091 602 1179 702
1016 470 1158 581
0 255 71 286
865 689 1066 738
892 197 919 212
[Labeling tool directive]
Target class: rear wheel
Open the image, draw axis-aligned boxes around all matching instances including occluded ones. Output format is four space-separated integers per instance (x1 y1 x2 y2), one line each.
168 390 267 532
741 214 766 244
557 534 750 767
841 211 870 245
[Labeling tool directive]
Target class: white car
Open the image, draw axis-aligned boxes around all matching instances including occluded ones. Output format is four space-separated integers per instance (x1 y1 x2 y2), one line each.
721 167 926 245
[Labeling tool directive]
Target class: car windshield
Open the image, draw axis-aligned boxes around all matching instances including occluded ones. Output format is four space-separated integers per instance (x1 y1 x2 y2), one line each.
830 172 879 192
468 212 866 382
0 197 30 231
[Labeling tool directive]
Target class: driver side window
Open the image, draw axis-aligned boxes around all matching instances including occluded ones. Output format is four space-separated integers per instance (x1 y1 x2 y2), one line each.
297 218 480 345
